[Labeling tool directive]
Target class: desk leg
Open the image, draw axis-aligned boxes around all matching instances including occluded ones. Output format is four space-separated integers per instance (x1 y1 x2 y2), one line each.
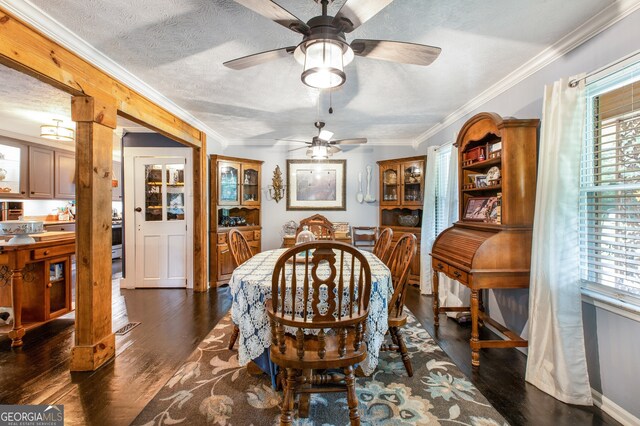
470 289 480 367
432 269 440 326
8 268 25 347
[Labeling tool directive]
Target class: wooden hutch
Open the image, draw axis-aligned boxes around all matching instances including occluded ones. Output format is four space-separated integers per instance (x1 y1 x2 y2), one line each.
209 155 263 287
431 112 538 367
377 155 426 284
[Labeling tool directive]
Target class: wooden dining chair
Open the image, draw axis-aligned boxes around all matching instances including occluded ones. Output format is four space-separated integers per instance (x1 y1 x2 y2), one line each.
227 229 254 350
372 227 393 262
380 233 417 377
296 214 336 240
268 241 372 426
351 226 378 251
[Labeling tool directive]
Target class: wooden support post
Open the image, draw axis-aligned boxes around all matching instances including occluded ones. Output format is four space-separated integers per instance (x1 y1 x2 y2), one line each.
70 95 117 371
192 135 208 292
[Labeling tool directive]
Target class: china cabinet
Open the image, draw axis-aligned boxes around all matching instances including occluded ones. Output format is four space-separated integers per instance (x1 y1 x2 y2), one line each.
431 112 539 367
377 155 426 284
209 155 263 287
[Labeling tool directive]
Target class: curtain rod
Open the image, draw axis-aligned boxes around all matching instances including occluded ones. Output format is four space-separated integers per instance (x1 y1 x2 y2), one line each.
569 49 640 87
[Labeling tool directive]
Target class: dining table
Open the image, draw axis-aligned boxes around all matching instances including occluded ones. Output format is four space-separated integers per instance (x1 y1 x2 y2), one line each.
229 247 393 384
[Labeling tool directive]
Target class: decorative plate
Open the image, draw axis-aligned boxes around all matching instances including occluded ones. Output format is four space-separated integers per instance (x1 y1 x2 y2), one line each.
486 166 501 182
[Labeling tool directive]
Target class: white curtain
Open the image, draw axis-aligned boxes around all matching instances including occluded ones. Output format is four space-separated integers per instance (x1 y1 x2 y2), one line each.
420 145 438 294
437 146 470 316
525 75 593 406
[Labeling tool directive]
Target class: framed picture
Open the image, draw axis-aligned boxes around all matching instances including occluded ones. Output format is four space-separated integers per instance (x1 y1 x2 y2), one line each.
463 196 498 221
474 174 488 188
286 159 346 210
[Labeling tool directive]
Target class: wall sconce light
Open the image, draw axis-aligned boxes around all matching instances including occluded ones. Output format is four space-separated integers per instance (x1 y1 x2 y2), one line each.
267 165 286 203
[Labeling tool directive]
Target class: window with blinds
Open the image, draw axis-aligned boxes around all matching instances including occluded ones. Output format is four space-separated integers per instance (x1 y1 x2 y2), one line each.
580 61 640 299
434 144 452 237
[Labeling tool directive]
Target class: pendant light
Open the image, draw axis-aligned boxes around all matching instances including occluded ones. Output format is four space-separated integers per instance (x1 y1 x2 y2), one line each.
40 119 74 142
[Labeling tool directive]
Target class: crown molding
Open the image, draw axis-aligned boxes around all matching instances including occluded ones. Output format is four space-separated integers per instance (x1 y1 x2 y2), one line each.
413 0 640 148
0 0 228 148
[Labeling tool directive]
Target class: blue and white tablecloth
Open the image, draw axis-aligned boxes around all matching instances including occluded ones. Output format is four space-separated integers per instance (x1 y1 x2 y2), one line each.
229 248 392 375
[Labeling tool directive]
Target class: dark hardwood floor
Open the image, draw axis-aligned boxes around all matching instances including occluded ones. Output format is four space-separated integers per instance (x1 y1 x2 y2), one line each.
0 266 619 425
404 286 619 426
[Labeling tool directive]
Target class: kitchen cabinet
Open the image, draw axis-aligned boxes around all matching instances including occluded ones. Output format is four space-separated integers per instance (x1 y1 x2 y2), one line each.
0 138 28 198
54 151 75 199
112 161 122 201
29 146 54 199
0 238 75 347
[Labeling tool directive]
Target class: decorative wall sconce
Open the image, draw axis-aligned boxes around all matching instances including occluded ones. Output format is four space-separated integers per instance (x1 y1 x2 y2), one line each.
268 165 286 203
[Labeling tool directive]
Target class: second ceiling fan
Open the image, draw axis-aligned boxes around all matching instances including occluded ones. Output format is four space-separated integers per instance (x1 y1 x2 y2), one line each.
224 0 442 89
286 121 366 159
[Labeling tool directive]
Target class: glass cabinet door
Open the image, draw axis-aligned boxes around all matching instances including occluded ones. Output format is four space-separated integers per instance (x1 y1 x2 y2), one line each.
381 166 400 206
166 164 185 221
144 164 163 221
241 164 260 205
401 161 424 205
218 161 240 206
0 142 27 198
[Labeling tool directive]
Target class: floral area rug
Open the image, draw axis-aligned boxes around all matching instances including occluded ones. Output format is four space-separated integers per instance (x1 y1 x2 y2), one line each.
133 312 508 426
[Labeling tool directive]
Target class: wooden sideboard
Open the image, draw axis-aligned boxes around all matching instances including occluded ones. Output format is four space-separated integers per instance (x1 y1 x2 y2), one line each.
431 112 538 367
282 235 351 248
0 237 75 347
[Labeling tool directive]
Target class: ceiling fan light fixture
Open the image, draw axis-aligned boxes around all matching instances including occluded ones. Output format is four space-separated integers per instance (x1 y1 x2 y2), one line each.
310 144 329 159
40 119 74 142
301 39 352 89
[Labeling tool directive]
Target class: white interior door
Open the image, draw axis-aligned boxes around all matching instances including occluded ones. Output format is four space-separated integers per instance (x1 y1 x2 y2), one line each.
134 157 189 287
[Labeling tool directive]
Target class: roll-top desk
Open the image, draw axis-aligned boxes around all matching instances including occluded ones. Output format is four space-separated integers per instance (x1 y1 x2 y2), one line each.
431 112 539 367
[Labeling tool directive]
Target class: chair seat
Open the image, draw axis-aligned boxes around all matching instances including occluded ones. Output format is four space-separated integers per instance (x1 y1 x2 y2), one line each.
388 311 408 328
271 332 367 370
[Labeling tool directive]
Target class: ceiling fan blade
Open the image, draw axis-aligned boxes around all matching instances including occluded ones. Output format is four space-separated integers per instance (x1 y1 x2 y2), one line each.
332 138 368 145
333 0 394 33
223 46 296 70
327 146 341 154
318 130 334 142
279 139 310 144
234 0 309 34
351 39 441 66
288 145 310 152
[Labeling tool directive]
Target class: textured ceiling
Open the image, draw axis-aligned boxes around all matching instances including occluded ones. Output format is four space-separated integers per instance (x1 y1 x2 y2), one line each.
4 0 616 145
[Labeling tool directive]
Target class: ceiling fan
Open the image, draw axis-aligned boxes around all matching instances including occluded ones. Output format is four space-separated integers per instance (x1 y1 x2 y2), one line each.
224 0 442 89
286 121 367 159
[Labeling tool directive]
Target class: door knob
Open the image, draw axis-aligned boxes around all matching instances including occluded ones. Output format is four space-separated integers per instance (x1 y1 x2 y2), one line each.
135 207 142 212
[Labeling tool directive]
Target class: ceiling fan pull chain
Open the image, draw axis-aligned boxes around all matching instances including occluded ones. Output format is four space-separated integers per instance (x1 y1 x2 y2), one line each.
329 90 334 114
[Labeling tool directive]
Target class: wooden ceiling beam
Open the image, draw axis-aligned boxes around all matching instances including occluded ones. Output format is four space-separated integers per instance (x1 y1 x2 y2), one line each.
0 8 203 148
